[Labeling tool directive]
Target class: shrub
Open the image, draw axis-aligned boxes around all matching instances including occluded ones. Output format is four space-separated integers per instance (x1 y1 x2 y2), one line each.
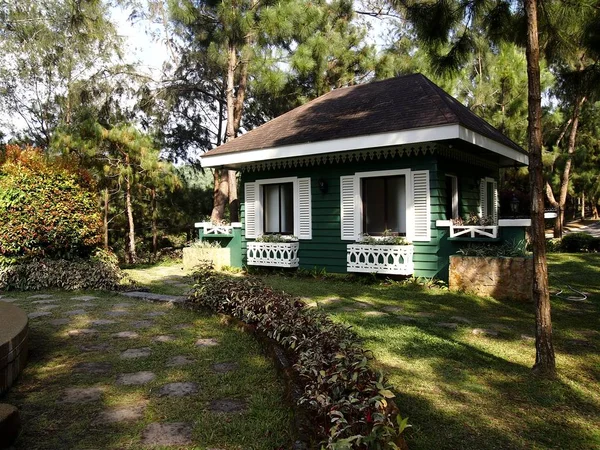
545 238 562 253
560 232 598 253
0 249 123 291
189 266 407 449
457 239 528 257
0 146 102 259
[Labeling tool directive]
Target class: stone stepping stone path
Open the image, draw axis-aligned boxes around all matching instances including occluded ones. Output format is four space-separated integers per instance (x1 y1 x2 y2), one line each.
394 315 417 323
363 310 386 317
120 348 152 359
436 322 459 330
209 399 247 414
521 334 535 341
122 291 186 303
472 328 499 337
116 371 156 386
114 302 132 308
39 304 60 311
0 297 17 302
196 338 218 348
32 299 57 304
158 382 199 397
49 318 70 326
140 422 193 446
320 297 343 306
166 356 194 367
28 311 52 319
65 309 87 316
28 294 54 299
412 312 436 318
68 329 99 337
58 387 103 404
145 311 166 317
106 310 129 317
112 331 139 339
95 402 147 424
131 320 154 329
211 362 238 374
382 306 403 314
340 306 359 312
451 316 472 324
354 301 371 309
91 319 117 326
153 335 176 343
74 362 113 375
173 323 193 330
70 295 98 301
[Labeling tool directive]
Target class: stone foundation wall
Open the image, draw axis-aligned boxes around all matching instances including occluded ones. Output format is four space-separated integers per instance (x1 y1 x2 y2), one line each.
449 255 533 301
0 303 29 396
183 247 231 271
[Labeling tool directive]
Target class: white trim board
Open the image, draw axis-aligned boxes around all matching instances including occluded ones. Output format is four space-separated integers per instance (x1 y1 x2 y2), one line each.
201 124 528 168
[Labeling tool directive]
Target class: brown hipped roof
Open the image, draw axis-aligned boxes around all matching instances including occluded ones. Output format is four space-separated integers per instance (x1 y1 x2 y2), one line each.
203 73 525 157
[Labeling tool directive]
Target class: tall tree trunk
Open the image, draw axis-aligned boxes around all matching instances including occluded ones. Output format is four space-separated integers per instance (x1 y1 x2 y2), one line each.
125 155 137 264
581 192 585 220
210 168 229 223
103 188 109 251
151 187 158 261
525 0 556 376
552 96 587 237
592 199 599 219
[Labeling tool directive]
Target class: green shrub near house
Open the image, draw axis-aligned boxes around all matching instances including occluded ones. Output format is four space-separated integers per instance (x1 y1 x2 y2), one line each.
560 232 600 253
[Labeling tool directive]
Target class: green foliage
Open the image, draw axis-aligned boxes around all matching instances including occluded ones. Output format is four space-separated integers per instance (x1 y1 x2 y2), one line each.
560 232 600 253
457 240 528 257
0 146 102 259
545 238 562 253
255 234 298 243
189 265 407 448
0 249 123 291
358 231 410 246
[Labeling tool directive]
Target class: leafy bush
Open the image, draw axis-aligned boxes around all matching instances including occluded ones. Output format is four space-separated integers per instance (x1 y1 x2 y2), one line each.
560 232 599 253
545 238 562 253
457 240 528 257
0 249 123 291
452 213 495 226
255 234 298 243
189 266 408 449
358 233 410 246
0 146 102 259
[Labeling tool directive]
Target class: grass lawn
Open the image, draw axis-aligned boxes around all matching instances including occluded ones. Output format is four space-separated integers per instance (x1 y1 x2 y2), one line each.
2 266 294 449
258 253 600 450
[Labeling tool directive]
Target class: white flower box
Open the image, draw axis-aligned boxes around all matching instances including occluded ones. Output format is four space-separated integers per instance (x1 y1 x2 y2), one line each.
449 224 498 239
247 241 299 268
347 244 414 275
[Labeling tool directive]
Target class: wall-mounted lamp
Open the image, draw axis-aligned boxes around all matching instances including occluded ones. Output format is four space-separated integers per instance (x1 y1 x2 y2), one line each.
510 194 520 216
318 178 328 194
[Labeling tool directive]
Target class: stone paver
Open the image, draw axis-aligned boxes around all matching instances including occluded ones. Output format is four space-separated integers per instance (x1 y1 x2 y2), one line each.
140 423 193 446
0 298 17 303
112 331 139 339
106 310 129 317
131 320 154 329
209 399 247 413
78 343 111 353
68 329 99 336
116 371 156 385
211 362 238 374
145 311 166 317
39 305 60 311
174 323 193 330
320 297 343 306
28 294 54 299
59 387 103 403
120 348 152 359
364 310 386 317
65 309 87 316
91 319 117 326
412 312 436 318
158 382 199 397
521 334 535 341
71 295 98 301
49 318 70 326
153 335 176 343
436 322 459 330
382 306 404 314
74 362 113 375
472 328 499 337
354 301 371 309
32 299 56 304
114 302 132 308
122 291 186 303
95 403 147 424
28 311 52 319
450 316 472 324
166 356 194 367
196 338 218 348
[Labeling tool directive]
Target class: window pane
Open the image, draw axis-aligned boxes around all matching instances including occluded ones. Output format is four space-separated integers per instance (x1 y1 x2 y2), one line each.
386 176 406 234
363 178 386 234
264 184 280 233
363 176 406 235
280 183 294 234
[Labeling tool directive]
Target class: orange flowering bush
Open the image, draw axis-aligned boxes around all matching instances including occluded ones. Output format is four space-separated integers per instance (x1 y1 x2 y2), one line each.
0 145 102 259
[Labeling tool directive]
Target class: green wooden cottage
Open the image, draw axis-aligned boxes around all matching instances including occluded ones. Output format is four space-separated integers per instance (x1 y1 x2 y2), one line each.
199 74 531 280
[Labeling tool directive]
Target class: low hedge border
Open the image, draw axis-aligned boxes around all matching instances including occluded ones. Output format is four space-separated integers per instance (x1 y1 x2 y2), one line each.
189 265 409 450
0 250 124 291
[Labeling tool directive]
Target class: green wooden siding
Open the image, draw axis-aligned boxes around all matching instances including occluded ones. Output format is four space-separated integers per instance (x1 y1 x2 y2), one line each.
240 145 503 280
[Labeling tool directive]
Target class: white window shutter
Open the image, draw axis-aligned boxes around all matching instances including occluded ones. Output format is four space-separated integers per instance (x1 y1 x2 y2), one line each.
340 175 357 241
411 170 431 242
479 178 486 218
297 178 312 239
244 182 257 238
492 180 499 224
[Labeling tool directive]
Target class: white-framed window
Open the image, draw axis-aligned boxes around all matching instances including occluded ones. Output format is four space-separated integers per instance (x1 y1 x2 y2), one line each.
445 174 459 220
340 169 431 242
244 177 312 239
479 177 498 224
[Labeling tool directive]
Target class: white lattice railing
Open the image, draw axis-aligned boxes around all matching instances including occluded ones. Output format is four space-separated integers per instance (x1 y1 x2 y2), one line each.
347 244 414 275
449 224 498 238
195 222 241 236
247 242 299 268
